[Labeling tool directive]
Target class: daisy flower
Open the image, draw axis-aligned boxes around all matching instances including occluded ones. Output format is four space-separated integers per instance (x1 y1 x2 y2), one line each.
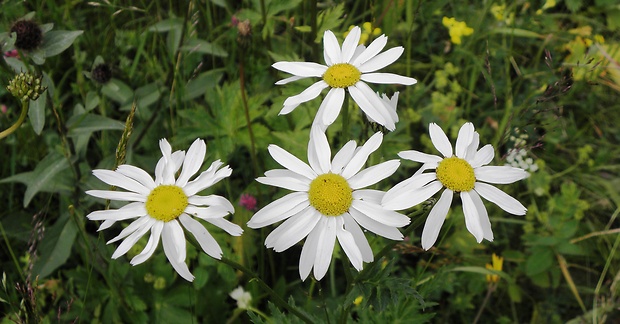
381 122 529 250
86 138 242 282
247 127 408 281
272 26 417 131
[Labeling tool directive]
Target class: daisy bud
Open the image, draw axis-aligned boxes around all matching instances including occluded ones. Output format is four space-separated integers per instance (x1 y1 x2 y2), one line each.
6 73 46 102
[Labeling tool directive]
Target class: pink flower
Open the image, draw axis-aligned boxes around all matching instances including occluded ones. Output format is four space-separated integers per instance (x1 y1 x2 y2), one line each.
4 50 19 58
239 194 257 211
1 105 7 114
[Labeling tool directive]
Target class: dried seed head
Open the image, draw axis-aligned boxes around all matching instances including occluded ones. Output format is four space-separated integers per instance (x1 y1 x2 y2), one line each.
10 20 43 51
91 63 112 84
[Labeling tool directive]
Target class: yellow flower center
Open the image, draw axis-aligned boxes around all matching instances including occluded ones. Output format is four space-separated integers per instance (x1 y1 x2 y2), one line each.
322 63 361 88
145 185 188 222
308 173 353 216
436 157 476 192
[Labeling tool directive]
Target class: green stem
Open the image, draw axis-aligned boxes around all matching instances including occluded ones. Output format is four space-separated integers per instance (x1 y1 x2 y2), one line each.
341 95 350 146
219 257 314 324
0 101 29 140
309 0 319 60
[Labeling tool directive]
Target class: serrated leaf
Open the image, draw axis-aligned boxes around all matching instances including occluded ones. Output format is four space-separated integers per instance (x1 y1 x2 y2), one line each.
31 215 78 278
148 18 183 32
66 113 125 135
28 92 47 135
42 30 83 57
316 3 345 43
181 39 228 57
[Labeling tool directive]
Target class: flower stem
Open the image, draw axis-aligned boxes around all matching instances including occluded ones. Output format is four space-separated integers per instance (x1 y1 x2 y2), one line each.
0 101 29 140
341 95 350 145
219 257 314 324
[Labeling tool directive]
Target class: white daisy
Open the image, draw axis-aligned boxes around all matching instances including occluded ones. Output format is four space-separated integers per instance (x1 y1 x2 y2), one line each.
272 26 417 131
381 122 529 250
247 126 408 281
86 138 242 282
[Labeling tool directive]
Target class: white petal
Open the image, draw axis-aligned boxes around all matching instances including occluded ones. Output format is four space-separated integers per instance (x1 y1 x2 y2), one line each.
342 213 373 262
111 218 156 259
341 26 361 63
341 132 383 179
205 218 243 236
347 160 400 189
475 166 529 184
98 219 115 231
460 191 484 243
87 202 147 221
166 220 187 263
281 80 329 110
276 75 306 85
349 82 395 130
185 205 231 220
247 192 309 228
323 30 342 64
107 216 151 244
351 200 410 228
154 155 165 185
319 87 345 127
358 46 404 73
92 169 151 195
162 222 194 281
465 132 480 161
351 34 387 66
470 144 494 168
86 190 146 202
349 207 403 240
187 194 235 213
308 125 332 174
421 189 453 250
429 123 453 158
469 189 493 241
179 214 222 259
336 217 364 271
474 182 527 215
257 175 309 191
455 122 475 159
360 73 417 85
159 139 177 185
176 139 206 187
313 217 337 280
272 61 327 77
398 150 442 164
115 165 156 190
268 144 317 180
381 175 439 210
299 219 322 281
331 140 357 174
130 221 163 265
266 207 321 252
183 164 232 196
352 189 384 204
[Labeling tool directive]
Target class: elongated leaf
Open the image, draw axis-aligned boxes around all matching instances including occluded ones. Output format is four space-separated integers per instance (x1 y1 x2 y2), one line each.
148 18 183 32
23 153 70 206
42 30 83 57
102 78 134 104
28 92 47 135
183 69 224 101
181 39 228 57
31 215 78 278
450 266 514 283
67 113 125 135
490 28 544 39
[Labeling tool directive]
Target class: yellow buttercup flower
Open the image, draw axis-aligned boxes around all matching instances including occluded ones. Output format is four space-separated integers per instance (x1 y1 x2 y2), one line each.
442 17 474 45
485 253 504 283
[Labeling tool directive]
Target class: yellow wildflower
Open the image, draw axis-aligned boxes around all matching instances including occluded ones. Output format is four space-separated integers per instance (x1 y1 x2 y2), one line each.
485 253 503 283
442 17 474 45
354 296 364 306
536 0 557 14
343 22 382 45
490 4 506 21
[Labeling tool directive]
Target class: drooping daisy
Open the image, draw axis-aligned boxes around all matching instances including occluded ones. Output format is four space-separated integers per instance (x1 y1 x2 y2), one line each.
381 122 529 250
247 127 408 281
86 138 242 282
272 26 417 131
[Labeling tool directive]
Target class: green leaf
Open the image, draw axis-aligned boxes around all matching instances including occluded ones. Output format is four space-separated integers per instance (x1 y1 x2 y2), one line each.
101 78 134 104
490 28 544 39
450 266 514 283
42 30 83 57
181 39 228 57
183 69 224 101
316 3 345 43
294 25 312 33
28 92 47 135
565 0 583 12
85 91 100 112
267 0 302 16
66 113 126 135
148 18 184 32
525 247 554 277
31 214 78 278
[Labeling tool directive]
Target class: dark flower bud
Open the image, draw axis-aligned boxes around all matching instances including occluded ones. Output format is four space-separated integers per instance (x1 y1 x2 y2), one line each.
10 20 43 51
91 63 112 84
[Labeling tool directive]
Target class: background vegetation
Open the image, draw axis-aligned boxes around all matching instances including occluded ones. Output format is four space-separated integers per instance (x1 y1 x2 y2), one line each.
1 0 619 322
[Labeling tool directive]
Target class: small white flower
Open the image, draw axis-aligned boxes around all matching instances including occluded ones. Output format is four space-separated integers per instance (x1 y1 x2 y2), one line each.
382 122 529 250
86 138 243 282
272 26 416 131
248 127 408 281
229 286 252 310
